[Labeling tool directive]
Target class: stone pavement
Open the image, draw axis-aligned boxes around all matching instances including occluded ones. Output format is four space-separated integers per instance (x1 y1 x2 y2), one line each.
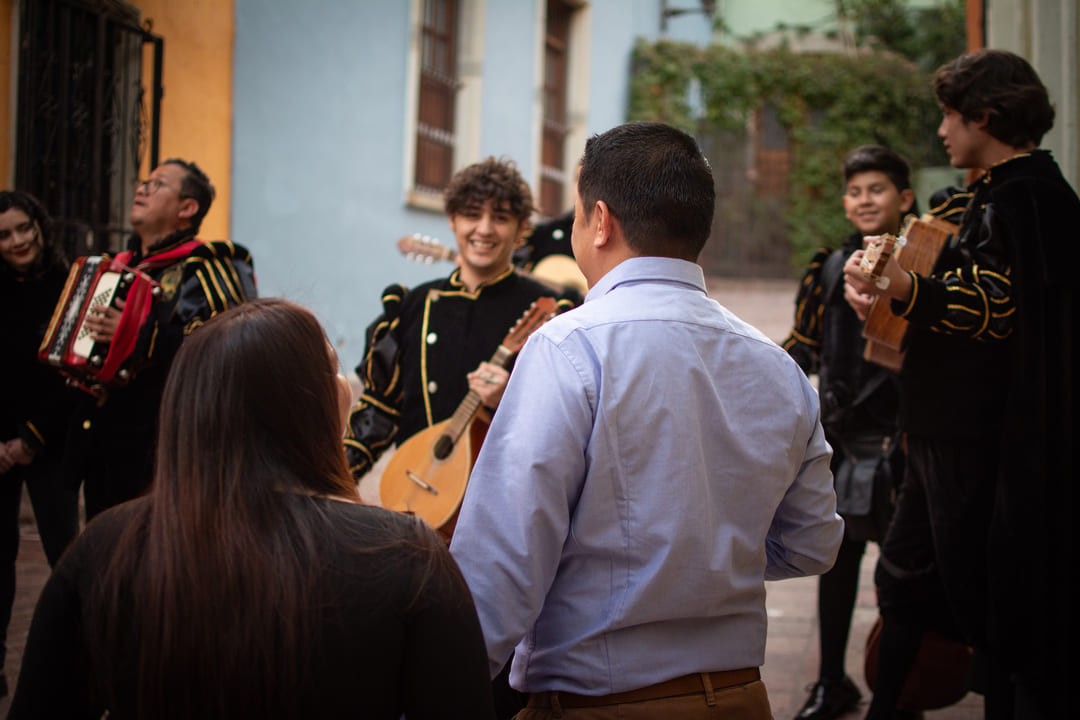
0 278 984 718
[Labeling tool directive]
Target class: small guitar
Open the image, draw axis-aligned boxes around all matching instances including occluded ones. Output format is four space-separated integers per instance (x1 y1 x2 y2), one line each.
396 234 587 293
378 296 558 538
864 616 971 711
859 215 957 372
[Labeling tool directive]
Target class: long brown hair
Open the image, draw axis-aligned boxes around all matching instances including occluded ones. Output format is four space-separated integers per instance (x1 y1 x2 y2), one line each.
88 298 359 718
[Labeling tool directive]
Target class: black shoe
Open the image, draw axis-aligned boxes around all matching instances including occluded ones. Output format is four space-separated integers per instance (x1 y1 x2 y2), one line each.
795 676 862 720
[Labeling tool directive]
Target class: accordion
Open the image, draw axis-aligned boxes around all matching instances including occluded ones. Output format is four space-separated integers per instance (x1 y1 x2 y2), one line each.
38 255 161 396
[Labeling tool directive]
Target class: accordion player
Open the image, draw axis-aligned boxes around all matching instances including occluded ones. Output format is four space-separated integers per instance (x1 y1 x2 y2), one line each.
38 255 161 396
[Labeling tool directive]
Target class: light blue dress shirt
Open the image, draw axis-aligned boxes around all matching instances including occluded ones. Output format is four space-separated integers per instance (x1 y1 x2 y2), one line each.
450 256 843 695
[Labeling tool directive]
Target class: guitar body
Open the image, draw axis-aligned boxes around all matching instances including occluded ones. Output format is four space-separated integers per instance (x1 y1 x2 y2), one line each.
372 295 556 540
529 254 587 293
862 215 957 372
864 615 971 711
379 412 490 535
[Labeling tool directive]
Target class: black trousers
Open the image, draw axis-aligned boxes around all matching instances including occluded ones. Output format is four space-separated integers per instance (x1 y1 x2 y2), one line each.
0 451 80 667
816 533 867 682
865 433 999 719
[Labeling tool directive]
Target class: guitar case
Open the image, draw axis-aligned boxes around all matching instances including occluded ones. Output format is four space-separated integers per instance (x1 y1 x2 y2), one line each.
863 616 971 711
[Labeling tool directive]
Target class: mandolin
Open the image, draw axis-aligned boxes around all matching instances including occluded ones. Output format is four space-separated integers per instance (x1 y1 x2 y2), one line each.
378 296 558 539
396 234 587 294
859 214 957 372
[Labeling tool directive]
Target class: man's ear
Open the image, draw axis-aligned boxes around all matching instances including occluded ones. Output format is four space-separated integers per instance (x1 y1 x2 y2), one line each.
899 188 916 214
178 198 199 221
593 201 613 248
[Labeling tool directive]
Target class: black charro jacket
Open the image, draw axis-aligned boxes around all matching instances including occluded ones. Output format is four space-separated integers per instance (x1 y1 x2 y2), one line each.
345 267 576 479
65 228 256 500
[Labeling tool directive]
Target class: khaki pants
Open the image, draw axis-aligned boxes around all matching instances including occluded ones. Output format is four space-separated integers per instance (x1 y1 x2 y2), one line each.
516 679 772 720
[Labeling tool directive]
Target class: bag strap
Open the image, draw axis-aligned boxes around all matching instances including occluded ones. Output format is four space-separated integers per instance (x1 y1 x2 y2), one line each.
820 248 847 305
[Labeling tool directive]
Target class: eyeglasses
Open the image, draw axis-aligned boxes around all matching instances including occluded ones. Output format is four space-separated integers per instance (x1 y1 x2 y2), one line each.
133 178 181 195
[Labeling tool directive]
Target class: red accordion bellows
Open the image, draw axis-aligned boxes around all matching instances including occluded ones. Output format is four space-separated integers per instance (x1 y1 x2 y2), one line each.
38 255 161 396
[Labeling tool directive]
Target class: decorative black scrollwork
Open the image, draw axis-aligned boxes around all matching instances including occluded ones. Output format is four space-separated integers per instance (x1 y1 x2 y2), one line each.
16 0 163 258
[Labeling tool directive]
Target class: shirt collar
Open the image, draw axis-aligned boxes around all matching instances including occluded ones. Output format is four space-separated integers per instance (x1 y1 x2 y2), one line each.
129 226 199 260
586 256 706 302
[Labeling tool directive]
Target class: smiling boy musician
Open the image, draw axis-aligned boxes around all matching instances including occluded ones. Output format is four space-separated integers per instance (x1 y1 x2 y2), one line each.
344 157 576 482
343 157 576 720
783 145 916 720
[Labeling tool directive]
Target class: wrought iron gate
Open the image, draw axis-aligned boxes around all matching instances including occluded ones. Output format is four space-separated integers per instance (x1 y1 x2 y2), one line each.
15 0 163 257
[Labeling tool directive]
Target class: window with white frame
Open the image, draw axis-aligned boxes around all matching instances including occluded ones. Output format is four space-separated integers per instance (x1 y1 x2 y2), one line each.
405 0 588 216
413 0 459 195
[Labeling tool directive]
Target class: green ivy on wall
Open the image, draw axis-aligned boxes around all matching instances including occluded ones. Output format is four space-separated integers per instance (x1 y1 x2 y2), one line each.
629 40 946 272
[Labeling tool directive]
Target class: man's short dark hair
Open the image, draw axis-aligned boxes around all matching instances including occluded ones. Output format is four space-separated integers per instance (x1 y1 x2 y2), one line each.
163 158 215 230
934 49 1055 148
443 157 533 224
843 145 912 192
577 122 714 261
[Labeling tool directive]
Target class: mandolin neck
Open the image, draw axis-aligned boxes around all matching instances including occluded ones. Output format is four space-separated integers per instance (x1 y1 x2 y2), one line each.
443 344 514 441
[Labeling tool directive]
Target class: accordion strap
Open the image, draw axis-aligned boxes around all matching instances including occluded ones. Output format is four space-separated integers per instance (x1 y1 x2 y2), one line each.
95 240 201 381
114 239 202 270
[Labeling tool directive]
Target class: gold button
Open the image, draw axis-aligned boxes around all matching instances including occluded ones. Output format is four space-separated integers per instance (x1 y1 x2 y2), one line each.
427 332 438 345
427 381 438 394
82 420 91 430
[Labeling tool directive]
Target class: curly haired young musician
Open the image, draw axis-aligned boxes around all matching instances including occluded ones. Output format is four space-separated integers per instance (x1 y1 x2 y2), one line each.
344 157 576 480
343 156 576 720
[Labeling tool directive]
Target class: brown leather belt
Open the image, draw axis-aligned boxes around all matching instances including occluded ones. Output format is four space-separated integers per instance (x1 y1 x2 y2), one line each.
526 667 761 709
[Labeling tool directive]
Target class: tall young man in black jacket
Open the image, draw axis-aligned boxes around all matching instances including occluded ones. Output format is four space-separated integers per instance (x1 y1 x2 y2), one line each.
844 50 1079 720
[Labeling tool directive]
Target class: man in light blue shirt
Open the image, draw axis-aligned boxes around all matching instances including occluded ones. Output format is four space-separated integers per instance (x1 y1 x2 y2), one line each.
450 122 843 719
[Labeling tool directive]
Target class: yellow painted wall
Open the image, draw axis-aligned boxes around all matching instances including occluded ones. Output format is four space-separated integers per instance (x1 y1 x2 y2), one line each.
133 0 235 241
0 0 233 238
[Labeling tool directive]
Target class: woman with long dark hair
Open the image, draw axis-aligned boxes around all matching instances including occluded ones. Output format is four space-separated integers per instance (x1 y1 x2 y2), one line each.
8 298 496 719
0 190 80 699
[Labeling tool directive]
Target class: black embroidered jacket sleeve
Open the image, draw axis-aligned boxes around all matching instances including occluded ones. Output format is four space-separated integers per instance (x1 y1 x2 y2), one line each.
344 284 408 479
782 247 834 376
137 239 257 371
891 180 1013 341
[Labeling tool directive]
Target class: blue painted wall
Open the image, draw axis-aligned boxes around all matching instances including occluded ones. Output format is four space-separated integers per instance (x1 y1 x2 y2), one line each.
231 0 712 368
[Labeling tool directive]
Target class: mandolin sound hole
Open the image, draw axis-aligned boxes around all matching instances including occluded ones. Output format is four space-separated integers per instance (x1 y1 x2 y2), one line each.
433 434 455 460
